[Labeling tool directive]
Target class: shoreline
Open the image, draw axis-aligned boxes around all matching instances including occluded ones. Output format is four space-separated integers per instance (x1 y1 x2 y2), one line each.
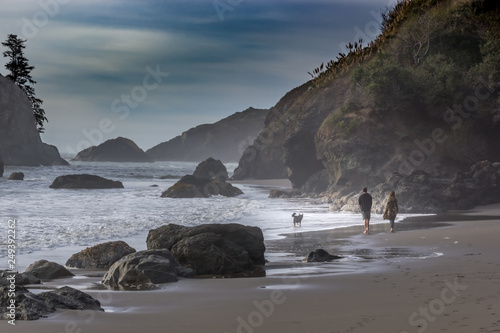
3 203 500 332
229 178 293 188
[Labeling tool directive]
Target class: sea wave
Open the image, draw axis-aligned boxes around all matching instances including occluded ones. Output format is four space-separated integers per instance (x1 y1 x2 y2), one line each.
0 162 402 259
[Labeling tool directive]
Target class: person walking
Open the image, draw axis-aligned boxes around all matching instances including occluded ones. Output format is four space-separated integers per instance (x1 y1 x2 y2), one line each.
383 191 399 232
358 187 372 235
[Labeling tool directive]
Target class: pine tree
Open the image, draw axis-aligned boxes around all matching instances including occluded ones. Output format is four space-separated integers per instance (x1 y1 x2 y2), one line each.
2 34 47 133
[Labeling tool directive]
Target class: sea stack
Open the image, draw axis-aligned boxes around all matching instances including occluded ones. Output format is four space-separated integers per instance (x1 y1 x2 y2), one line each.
0 75 68 166
72 137 152 162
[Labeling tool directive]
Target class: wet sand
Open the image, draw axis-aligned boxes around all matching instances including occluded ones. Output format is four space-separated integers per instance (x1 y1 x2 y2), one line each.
2 203 500 333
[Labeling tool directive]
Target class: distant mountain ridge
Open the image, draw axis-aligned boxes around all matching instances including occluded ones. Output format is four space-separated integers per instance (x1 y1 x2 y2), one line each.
146 107 267 162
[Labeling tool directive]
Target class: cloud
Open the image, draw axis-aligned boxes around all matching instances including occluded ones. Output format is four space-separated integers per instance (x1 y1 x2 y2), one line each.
2 0 396 154
28 22 173 77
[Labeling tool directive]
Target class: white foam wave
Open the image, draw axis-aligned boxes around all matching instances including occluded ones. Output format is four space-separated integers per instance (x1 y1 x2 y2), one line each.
0 162 418 260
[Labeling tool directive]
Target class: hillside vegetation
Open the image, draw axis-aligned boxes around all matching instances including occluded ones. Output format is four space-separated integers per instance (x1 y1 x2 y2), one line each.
234 0 500 212
316 0 500 182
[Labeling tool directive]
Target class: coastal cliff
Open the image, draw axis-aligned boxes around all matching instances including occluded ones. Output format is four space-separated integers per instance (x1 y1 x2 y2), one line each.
0 75 68 166
233 0 500 212
147 107 266 162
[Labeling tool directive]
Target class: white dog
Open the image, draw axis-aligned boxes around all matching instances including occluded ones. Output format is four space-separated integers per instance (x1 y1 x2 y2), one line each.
292 213 303 227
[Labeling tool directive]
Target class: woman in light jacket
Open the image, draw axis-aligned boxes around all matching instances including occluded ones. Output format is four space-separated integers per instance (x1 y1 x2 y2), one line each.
383 191 398 232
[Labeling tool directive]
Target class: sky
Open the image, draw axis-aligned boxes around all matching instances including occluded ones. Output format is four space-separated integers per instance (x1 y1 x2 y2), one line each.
0 0 395 154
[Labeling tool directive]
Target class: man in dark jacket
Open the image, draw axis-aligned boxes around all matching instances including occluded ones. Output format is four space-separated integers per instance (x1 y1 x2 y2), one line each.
359 187 372 234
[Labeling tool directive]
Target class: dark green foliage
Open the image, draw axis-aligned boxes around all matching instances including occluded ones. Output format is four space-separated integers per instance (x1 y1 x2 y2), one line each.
467 28 500 86
415 54 466 109
346 0 500 115
2 35 34 86
308 0 448 85
351 55 420 110
2 34 47 133
434 31 482 69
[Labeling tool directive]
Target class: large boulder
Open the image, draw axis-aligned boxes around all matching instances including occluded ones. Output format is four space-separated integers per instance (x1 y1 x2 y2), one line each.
161 175 242 198
193 157 229 181
37 286 103 312
0 286 103 321
1 286 50 320
147 223 266 276
66 241 136 269
24 260 74 280
49 174 124 189
0 270 40 286
102 249 194 289
0 75 68 166
0 155 3 177
72 137 153 162
8 172 24 180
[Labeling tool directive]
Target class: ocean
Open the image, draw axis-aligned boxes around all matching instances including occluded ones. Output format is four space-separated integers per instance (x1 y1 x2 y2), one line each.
0 160 407 271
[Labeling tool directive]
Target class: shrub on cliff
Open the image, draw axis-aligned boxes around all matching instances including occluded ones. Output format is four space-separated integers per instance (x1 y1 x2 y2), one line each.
2 34 46 133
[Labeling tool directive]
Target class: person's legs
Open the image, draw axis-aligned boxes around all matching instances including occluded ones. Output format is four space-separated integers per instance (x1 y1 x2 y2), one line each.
390 219 394 232
362 211 370 234
365 211 371 234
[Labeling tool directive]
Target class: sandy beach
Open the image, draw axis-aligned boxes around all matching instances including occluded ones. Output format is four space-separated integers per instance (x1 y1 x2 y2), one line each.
2 203 500 333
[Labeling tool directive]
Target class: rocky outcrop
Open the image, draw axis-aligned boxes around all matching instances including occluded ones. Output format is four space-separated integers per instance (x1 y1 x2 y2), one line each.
66 241 136 269
233 78 348 186
441 160 500 209
161 175 242 198
146 223 265 276
0 155 3 177
162 159 241 198
232 105 292 180
102 249 194 289
72 137 152 162
147 107 267 162
328 161 500 214
0 286 103 320
0 75 68 166
193 157 228 181
306 249 343 262
8 172 24 180
0 270 40 286
233 1 500 213
49 174 124 189
24 260 74 280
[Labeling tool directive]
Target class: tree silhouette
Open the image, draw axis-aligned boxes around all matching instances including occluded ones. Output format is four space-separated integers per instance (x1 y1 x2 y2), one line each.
2 34 47 133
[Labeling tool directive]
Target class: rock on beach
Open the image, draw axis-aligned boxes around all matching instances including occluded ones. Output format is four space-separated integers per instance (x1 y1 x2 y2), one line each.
0 286 103 320
161 175 242 198
49 174 124 189
147 223 265 276
66 241 136 269
25 260 74 280
102 249 194 289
